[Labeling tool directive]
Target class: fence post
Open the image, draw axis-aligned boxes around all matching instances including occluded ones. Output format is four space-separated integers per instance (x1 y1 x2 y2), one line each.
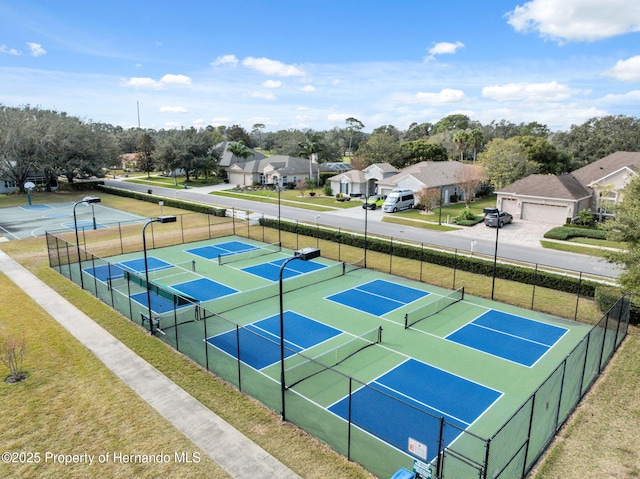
452 249 458 290
389 237 393 274
531 264 538 310
236 325 242 392
574 272 582 320
420 243 424 282
347 378 353 461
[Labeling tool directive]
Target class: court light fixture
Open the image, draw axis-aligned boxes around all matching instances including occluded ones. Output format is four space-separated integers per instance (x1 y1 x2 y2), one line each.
279 247 321 421
73 196 101 289
142 215 177 335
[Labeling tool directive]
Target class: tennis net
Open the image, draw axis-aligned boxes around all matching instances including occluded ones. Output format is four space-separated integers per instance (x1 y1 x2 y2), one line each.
404 286 465 329
218 242 281 265
285 326 383 389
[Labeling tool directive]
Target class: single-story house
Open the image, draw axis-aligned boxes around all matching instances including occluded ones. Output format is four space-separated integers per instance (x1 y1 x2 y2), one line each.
327 163 398 196
216 141 266 168
226 155 319 187
0 161 59 193
495 151 640 224
376 161 481 204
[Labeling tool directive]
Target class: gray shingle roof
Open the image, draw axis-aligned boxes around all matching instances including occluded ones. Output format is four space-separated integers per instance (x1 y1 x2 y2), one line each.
571 151 640 186
496 174 591 200
378 161 476 189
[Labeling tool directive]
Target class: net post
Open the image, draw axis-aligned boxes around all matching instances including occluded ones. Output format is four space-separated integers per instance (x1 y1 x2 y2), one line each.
192 260 196 272
404 313 409 329
377 326 383 343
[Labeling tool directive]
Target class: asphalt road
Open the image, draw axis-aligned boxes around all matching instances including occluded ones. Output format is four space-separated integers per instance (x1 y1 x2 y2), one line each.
103 179 620 279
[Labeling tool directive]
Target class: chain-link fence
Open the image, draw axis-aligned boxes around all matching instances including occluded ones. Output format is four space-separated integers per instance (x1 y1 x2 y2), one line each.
45 210 629 479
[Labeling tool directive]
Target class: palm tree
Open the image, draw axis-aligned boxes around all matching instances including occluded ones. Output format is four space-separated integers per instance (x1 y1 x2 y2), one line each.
298 133 323 186
453 130 469 161
227 140 253 164
469 129 484 163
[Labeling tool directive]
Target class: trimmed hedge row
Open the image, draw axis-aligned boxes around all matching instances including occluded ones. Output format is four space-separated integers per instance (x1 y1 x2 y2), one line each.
97 185 228 216
260 218 599 297
544 226 607 241
595 285 639 325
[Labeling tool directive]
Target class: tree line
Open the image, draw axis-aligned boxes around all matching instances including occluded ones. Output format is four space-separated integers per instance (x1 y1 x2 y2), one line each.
2 103 640 192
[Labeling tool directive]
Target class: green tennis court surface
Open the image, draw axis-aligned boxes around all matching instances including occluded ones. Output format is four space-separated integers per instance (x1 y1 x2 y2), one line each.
0 200 148 239
78 235 608 478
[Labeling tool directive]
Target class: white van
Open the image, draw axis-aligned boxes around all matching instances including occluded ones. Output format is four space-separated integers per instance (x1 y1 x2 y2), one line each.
382 189 415 212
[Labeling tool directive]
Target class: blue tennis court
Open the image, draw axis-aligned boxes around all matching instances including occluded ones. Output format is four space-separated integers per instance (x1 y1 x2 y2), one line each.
169 278 237 302
84 257 171 281
186 241 257 260
84 263 126 281
130 290 192 314
329 359 502 462
62 220 107 231
326 279 429 316
242 257 327 281
206 311 341 370
446 310 568 367
19 204 53 211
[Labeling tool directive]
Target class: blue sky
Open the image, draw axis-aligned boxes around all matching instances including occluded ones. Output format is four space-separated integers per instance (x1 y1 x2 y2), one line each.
1 0 639 132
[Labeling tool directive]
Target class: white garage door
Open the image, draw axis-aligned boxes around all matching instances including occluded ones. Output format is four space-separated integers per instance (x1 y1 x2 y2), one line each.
501 198 518 215
521 203 568 224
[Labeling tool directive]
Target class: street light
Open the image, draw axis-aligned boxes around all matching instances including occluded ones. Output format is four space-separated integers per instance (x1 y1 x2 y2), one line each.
279 247 321 421
73 196 101 289
491 212 501 300
142 216 177 335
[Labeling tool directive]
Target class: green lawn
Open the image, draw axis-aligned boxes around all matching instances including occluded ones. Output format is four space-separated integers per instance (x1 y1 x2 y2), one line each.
211 189 362 210
126 175 223 189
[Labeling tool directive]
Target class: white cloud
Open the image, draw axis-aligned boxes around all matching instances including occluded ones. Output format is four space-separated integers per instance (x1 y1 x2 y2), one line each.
0 44 22 56
506 0 640 42
242 57 306 77
604 56 640 82
414 89 467 104
482 81 583 101
263 80 282 88
122 74 192 89
301 85 315 92
122 77 163 89
599 90 640 104
160 74 191 85
159 106 188 113
27 42 46 57
425 41 464 61
247 91 277 100
211 54 238 67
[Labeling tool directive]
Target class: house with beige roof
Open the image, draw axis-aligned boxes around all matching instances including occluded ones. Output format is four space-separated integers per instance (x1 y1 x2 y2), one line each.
495 151 640 224
226 155 319 187
327 162 398 196
376 161 480 204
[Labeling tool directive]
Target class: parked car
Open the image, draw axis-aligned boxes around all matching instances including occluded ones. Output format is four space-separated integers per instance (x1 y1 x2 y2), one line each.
362 195 386 210
484 211 513 227
382 190 415 212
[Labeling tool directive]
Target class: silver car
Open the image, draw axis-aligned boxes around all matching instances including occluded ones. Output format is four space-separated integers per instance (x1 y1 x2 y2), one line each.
484 211 513 227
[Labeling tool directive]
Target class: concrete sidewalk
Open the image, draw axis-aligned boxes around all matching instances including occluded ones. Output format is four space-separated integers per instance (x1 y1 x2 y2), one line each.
0 250 301 479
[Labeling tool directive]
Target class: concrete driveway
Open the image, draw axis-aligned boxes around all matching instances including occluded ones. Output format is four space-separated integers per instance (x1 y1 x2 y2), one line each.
447 219 555 249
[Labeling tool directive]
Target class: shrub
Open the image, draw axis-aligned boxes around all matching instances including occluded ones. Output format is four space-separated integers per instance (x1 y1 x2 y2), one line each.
452 209 484 226
544 227 607 241
259 218 599 297
0 334 28 383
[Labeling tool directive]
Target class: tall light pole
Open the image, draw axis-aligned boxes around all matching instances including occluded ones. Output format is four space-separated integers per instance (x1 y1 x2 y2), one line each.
73 196 101 289
491 212 501 300
142 216 177 335
279 247 321 421
363 190 369 268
